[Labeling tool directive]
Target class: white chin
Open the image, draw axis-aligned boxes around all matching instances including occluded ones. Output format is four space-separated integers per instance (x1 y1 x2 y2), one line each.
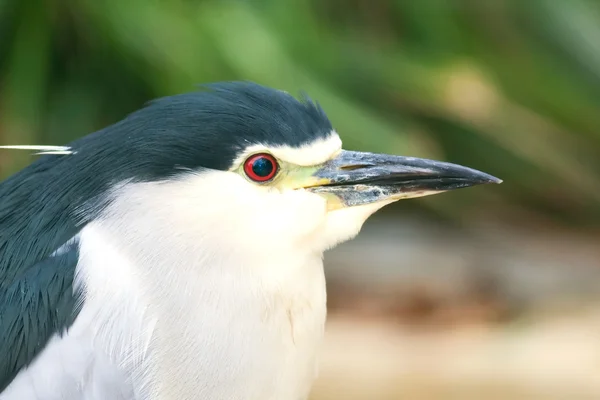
317 200 394 251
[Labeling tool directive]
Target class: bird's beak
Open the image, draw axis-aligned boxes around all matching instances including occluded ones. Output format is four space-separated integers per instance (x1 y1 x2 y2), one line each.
304 150 502 210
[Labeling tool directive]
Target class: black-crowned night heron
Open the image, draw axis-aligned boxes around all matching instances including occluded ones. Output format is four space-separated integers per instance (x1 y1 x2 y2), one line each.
0 82 500 400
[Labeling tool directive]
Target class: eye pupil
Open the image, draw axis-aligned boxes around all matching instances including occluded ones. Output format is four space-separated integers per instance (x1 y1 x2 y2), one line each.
252 157 273 177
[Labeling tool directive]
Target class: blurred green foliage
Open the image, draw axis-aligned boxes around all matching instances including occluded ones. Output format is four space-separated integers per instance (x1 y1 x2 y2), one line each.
1 0 600 226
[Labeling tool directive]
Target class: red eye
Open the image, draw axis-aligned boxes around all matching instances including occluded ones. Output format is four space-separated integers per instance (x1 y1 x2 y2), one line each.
243 153 279 182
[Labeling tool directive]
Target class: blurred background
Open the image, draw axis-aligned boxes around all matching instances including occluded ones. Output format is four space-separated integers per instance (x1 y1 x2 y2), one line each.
1 0 600 398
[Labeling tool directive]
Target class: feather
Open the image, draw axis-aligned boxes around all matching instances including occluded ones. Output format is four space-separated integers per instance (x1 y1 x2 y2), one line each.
0 145 74 155
0 238 82 392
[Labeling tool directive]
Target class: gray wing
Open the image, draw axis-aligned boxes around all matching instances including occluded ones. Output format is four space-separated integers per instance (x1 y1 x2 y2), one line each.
0 238 138 400
0 239 81 393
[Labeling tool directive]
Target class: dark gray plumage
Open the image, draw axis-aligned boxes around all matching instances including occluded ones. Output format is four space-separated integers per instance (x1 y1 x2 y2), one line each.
0 240 80 391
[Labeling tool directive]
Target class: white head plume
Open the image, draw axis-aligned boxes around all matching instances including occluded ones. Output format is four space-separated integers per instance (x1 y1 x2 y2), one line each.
0 145 74 155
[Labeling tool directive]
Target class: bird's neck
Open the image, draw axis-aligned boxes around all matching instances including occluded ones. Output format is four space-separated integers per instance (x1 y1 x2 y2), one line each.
76 219 328 399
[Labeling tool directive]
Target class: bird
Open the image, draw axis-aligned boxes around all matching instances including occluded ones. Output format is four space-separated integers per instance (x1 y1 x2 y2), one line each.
0 81 501 400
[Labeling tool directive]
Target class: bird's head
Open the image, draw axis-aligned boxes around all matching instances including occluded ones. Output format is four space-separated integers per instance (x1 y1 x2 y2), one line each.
2 82 500 264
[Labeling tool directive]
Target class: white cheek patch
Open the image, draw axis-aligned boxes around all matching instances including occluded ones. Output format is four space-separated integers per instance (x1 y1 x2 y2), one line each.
230 131 342 169
107 171 330 255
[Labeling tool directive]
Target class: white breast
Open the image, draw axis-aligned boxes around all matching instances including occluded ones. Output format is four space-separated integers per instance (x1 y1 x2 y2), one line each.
3 219 327 400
